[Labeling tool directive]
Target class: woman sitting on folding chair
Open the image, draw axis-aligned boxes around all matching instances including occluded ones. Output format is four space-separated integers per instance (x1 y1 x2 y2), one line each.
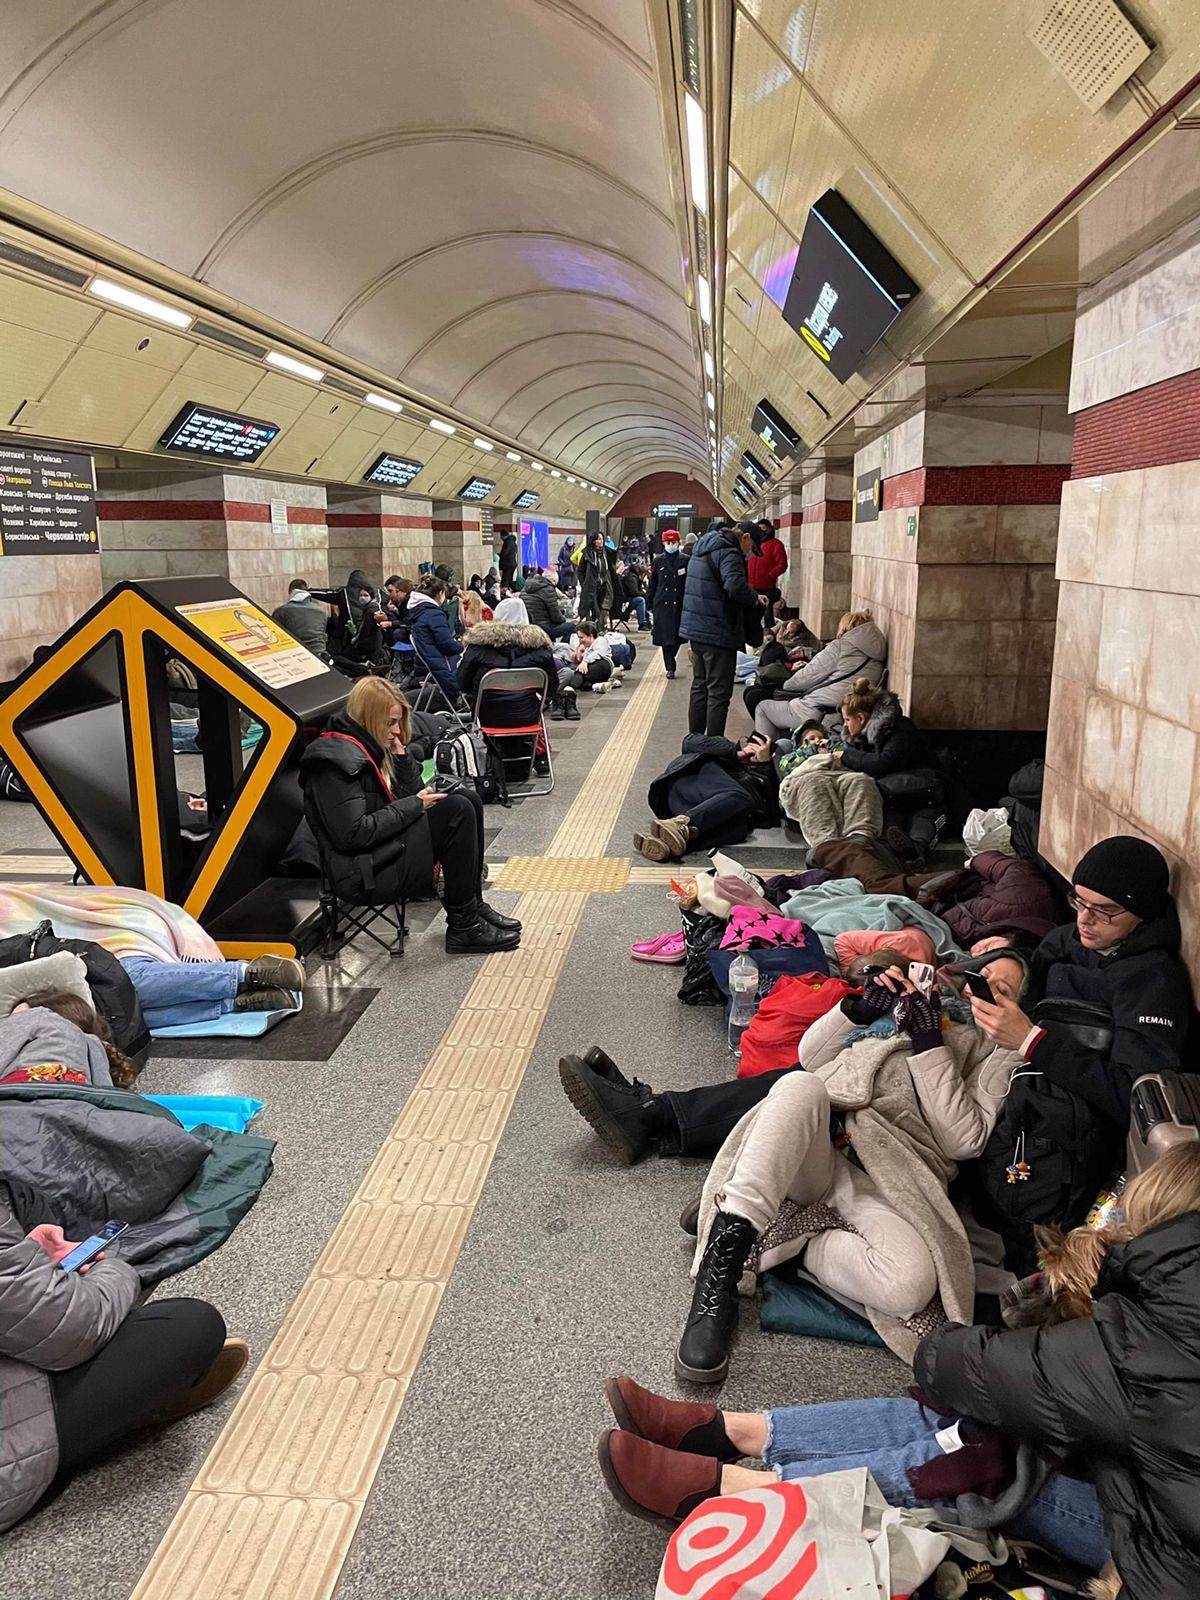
299 678 520 954
406 576 465 710
457 596 558 779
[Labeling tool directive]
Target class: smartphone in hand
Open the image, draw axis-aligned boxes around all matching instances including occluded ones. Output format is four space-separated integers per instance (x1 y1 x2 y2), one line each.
961 970 996 1006
59 1221 128 1272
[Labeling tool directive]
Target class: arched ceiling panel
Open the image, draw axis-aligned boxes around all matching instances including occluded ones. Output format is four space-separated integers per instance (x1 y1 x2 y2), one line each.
506 364 702 433
538 396 709 455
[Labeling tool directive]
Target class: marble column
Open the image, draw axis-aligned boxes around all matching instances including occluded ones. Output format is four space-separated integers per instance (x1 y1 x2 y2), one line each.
850 405 1070 728
0 550 103 682
326 492 433 582
778 466 852 633
431 503 490 585
97 470 328 610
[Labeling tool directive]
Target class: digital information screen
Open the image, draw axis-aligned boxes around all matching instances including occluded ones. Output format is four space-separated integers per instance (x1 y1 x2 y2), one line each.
0 444 98 557
740 450 769 488
782 189 918 383
653 502 695 516
734 474 758 505
513 489 541 509
159 402 280 463
751 398 803 463
459 477 497 502
363 452 424 488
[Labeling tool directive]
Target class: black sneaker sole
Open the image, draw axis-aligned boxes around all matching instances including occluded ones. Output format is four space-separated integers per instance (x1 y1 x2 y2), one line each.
596 1431 681 1530
558 1056 642 1164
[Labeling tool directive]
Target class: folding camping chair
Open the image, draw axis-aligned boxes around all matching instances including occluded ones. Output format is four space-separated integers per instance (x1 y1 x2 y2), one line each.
472 666 554 796
315 839 409 958
411 640 468 727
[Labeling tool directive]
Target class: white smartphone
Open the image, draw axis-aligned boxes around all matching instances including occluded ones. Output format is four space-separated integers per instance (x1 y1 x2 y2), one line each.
909 962 935 997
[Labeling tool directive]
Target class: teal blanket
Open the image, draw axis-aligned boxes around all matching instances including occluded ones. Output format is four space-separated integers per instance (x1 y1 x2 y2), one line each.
779 877 965 964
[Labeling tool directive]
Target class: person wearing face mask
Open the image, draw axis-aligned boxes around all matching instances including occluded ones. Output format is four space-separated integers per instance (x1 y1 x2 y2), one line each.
966 835 1192 1276
645 529 689 678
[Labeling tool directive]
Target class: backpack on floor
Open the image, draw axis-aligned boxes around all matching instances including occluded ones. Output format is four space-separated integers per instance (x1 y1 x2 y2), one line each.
434 729 511 807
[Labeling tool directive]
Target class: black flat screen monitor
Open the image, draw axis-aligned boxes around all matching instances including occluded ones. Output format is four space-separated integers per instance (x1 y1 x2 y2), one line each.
751 398 803 463
734 474 758 504
159 403 280 463
513 490 540 509
740 450 769 488
782 189 918 382
363 452 424 488
458 477 496 501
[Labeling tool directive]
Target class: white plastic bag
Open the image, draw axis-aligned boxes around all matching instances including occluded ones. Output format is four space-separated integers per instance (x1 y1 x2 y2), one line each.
962 805 1013 859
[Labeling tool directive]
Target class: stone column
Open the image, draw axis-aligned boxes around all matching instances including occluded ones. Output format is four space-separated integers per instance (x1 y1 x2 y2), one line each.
97 470 329 611
431 503 489 585
1042 206 1200 972
326 492 433 582
850 405 1069 728
778 466 852 632
0 550 103 682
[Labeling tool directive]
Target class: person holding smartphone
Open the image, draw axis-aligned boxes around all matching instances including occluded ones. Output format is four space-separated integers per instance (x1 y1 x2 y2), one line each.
300 676 520 954
0 1178 243 1533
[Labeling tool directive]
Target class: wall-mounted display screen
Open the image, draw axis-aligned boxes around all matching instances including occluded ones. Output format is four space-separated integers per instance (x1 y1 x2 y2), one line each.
740 451 769 487
782 189 918 383
159 402 280 463
734 475 758 504
513 490 541 509
751 398 803 463
458 477 497 501
653 502 695 516
0 444 98 557
363 452 424 488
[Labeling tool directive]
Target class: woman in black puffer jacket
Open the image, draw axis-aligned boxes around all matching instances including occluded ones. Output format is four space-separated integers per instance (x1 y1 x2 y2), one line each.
837 678 929 777
299 678 520 953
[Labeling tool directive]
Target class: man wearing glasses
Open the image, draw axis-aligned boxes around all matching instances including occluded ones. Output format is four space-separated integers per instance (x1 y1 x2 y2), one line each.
967 835 1192 1274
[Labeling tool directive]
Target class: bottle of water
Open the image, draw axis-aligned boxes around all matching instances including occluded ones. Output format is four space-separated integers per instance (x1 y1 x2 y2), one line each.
727 953 760 1058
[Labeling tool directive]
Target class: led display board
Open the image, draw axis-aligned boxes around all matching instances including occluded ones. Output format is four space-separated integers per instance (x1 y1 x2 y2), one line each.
159 402 280 463
740 450 769 487
734 474 758 504
0 444 98 557
654 503 695 516
782 189 918 382
513 489 541 509
751 398 803 463
458 477 497 501
363 452 424 488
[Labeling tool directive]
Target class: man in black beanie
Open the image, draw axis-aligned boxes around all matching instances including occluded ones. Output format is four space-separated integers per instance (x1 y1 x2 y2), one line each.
967 834 1192 1274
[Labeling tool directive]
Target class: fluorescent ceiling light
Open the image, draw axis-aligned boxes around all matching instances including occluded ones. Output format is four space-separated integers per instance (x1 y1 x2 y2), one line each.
703 351 715 379
697 275 712 326
473 437 494 451
265 350 324 382
567 475 577 483
550 469 562 477
428 419 455 434
365 392 402 414
706 390 716 410
87 276 192 329
684 92 708 215
506 450 521 461
531 460 544 471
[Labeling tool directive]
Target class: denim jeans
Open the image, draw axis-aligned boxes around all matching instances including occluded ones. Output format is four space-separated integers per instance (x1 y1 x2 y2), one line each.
120 956 241 1028
763 1398 1109 1573
624 596 647 628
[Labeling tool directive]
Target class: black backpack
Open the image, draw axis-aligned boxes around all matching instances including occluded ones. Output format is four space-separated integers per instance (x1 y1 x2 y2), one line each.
434 730 511 807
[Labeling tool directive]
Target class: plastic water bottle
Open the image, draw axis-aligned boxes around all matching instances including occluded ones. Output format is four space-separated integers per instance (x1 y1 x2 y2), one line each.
727 953 760 1058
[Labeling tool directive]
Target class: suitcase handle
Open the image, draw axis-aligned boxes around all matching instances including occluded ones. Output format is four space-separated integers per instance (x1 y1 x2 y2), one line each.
1131 1075 1171 1143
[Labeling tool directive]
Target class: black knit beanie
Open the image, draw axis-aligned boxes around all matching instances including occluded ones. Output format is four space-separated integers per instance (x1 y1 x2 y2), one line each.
1072 835 1170 921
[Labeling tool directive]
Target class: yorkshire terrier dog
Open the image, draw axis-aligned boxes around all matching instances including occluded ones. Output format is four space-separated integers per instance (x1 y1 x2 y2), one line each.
1032 1224 1126 1599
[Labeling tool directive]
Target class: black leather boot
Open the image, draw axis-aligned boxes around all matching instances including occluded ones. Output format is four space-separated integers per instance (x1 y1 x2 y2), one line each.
477 899 521 932
675 1212 757 1384
444 903 520 953
558 1054 654 1163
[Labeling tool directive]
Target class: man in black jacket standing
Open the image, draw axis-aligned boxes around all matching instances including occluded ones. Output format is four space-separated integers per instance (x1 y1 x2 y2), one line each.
646 529 688 678
968 834 1192 1272
678 520 762 737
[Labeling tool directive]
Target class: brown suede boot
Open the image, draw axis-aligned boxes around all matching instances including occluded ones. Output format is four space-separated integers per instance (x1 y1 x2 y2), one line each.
598 1430 720 1527
649 814 692 857
605 1376 738 1460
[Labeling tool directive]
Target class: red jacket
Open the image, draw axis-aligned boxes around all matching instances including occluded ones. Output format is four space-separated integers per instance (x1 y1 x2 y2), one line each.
737 972 854 1077
746 535 787 590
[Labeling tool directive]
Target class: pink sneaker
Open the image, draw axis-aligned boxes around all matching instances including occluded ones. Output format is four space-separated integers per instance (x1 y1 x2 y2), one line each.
631 931 686 964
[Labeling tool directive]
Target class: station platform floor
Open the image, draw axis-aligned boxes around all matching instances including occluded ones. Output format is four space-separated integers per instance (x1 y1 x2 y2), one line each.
0 649 907 1600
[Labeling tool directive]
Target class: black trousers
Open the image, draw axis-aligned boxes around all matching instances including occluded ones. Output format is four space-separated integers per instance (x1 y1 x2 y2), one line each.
661 640 679 674
667 768 754 852
660 1066 800 1156
561 658 613 694
425 786 485 908
50 1298 226 1472
688 643 737 736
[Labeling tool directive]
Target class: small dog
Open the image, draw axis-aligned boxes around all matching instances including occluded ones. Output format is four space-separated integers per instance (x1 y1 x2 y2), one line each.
1033 1224 1126 1599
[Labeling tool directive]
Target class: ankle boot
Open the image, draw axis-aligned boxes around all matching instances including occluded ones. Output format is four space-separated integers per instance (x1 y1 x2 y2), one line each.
675 1212 757 1384
444 903 521 953
477 899 521 932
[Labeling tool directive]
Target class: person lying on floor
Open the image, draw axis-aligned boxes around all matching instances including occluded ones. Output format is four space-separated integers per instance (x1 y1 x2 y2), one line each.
599 1145 1200 1599
0 991 140 1087
300 676 520 954
0 1175 247 1535
558 938 1025 1169
634 731 779 862
674 956 1029 1380
117 953 305 1032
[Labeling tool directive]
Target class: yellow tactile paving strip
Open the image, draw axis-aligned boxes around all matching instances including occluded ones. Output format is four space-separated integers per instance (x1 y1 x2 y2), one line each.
628 861 799 884
129 658 666 1600
490 853 631 893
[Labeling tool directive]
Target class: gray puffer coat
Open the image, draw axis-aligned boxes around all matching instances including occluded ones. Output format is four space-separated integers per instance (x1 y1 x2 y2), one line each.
780 617 887 711
0 1181 140 1531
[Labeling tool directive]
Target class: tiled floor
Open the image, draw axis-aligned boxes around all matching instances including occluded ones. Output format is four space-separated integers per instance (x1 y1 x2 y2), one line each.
0 653 905 1600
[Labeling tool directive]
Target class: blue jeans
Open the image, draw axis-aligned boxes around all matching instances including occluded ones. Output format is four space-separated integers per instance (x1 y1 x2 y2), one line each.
120 956 242 1028
623 596 647 628
764 1398 1108 1573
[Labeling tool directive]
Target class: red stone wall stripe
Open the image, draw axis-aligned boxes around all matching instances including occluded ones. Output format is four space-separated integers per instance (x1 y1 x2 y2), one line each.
97 499 326 524
881 465 1069 509
327 513 431 529
431 518 480 532
1072 369 1200 477
779 500 852 527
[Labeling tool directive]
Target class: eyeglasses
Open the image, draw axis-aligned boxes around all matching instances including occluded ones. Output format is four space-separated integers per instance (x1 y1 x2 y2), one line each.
1067 891 1125 925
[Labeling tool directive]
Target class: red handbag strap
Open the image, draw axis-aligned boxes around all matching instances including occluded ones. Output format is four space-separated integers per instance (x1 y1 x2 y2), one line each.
320 730 393 799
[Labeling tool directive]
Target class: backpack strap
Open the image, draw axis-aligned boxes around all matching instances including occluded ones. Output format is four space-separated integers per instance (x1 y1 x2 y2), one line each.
319 731 394 799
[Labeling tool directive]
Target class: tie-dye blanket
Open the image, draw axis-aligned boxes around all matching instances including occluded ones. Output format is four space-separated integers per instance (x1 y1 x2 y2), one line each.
0 883 222 963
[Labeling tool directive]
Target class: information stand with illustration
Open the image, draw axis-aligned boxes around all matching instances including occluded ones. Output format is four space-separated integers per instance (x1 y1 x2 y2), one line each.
0 575 351 957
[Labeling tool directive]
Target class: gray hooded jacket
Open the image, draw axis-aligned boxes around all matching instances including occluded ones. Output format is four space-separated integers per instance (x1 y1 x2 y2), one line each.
782 618 887 709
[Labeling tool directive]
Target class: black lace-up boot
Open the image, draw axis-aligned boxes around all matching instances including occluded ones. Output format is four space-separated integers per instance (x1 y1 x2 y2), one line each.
675 1211 757 1384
